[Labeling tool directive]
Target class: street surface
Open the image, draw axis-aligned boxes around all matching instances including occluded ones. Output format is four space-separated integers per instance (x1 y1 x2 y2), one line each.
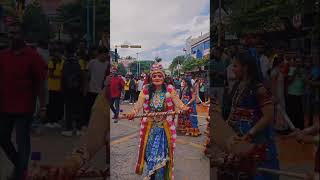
30 128 106 180
27 103 315 180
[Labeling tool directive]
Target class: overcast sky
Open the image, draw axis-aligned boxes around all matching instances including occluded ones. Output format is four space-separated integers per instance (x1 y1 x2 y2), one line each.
110 0 209 68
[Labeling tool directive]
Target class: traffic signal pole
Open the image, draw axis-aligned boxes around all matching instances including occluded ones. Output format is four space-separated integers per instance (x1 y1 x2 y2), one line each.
113 44 142 62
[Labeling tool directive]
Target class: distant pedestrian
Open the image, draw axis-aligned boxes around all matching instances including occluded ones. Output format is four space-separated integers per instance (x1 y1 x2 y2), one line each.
84 47 109 127
286 57 307 130
61 43 85 137
137 77 144 100
199 78 206 102
46 47 64 128
129 76 137 104
124 77 130 101
143 73 150 85
110 71 124 122
174 77 181 94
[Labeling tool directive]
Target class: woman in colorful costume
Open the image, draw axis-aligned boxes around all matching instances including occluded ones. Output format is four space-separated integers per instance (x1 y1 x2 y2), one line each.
126 62 190 180
201 99 211 156
177 78 201 137
216 50 279 180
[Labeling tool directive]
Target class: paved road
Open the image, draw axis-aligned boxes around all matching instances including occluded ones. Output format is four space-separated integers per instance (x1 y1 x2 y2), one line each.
27 102 315 180
30 128 106 180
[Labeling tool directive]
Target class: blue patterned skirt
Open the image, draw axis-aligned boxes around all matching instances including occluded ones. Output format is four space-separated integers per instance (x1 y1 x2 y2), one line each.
145 125 169 179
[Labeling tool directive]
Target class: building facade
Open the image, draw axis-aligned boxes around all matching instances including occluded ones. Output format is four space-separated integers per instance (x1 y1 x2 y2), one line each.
186 32 210 59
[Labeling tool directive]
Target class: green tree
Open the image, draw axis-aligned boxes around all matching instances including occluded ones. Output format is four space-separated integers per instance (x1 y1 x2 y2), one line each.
128 60 153 76
55 0 109 43
22 1 51 42
117 63 127 76
226 0 316 36
182 57 208 72
169 55 185 74
55 2 84 41
93 0 109 43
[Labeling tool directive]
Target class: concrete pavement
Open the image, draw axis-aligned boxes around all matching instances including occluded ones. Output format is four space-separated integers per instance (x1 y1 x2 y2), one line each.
27 102 315 180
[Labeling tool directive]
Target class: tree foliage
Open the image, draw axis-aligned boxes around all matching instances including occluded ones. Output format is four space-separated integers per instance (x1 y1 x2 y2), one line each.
55 2 84 41
128 60 153 76
117 63 127 76
169 55 185 72
227 0 319 37
181 57 208 72
55 0 109 43
22 1 51 42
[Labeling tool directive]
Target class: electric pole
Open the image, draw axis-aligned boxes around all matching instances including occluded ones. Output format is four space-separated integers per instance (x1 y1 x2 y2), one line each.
93 0 96 45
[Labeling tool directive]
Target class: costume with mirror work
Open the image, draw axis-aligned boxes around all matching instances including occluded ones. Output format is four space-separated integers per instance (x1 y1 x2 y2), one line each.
133 84 187 180
218 83 279 180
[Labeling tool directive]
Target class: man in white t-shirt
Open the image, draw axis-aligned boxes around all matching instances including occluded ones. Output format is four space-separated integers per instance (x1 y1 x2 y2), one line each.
137 77 144 100
84 47 108 127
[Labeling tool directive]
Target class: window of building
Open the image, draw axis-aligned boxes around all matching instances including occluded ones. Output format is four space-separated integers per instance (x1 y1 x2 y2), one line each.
204 40 210 50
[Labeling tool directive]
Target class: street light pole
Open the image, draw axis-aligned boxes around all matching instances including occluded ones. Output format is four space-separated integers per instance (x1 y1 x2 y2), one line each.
218 0 222 47
86 0 90 48
136 52 139 76
93 0 96 45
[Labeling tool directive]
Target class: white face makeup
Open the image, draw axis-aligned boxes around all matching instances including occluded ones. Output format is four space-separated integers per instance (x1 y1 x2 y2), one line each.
151 72 164 86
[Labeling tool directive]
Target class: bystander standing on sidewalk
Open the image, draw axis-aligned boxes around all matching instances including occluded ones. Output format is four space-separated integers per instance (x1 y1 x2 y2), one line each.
83 47 109 127
286 57 307 130
129 75 136 104
137 76 144 101
0 21 47 180
124 76 130 102
61 43 85 137
46 45 64 128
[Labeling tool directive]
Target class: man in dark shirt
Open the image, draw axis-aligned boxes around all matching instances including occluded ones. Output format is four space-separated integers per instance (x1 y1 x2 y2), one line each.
0 21 47 180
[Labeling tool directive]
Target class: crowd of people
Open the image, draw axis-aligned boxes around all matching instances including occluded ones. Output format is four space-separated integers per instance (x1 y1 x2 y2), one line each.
209 45 320 132
110 69 209 125
40 41 109 137
1 20 319 180
206 45 320 180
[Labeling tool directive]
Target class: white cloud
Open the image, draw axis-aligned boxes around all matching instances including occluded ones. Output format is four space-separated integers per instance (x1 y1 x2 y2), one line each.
111 0 209 68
